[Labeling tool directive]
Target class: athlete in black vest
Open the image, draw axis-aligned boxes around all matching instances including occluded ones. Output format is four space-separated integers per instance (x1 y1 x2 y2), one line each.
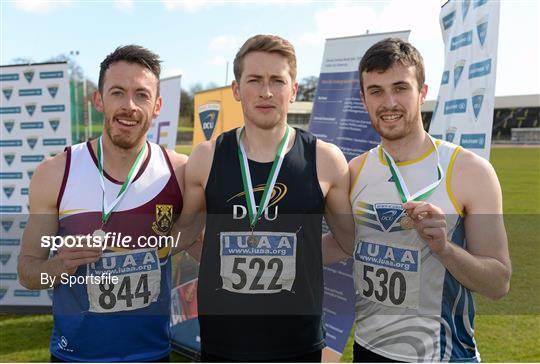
174 35 354 362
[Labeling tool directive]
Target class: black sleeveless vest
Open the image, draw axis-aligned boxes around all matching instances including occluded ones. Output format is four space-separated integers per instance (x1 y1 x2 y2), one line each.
198 128 325 359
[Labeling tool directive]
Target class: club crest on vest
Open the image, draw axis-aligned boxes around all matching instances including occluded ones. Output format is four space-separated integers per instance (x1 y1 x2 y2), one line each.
152 204 173 235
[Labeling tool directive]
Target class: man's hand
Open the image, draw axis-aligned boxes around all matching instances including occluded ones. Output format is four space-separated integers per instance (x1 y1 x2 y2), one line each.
403 201 448 256
53 241 103 276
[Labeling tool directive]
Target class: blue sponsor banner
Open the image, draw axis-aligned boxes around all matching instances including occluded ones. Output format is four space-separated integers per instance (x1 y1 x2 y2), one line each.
40 71 64 79
14 290 40 297
21 155 45 162
442 10 455 30
309 71 379 161
0 205 22 212
43 138 67 146
18 88 42 96
0 173 23 180
20 188 29 196
0 140 23 147
21 121 44 129
441 71 450 85
0 239 20 245
323 259 355 354
0 107 21 114
450 31 473 50
0 73 19 81
473 0 488 8
468 59 492 79
444 99 467 114
41 105 65 112
0 273 18 280
355 242 419 272
431 134 443 140
20 221 28 229
460 133 486 148
220 233 295 256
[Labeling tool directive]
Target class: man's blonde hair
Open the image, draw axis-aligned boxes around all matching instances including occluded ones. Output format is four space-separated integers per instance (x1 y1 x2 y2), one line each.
233 34 297 82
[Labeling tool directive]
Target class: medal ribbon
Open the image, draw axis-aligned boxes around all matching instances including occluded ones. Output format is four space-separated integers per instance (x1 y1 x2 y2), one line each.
237 126 291 228
383 136 444 203
97 136 147 225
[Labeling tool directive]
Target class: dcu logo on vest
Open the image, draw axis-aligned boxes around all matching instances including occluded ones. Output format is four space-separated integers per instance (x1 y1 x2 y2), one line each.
199 102 220 141
375 203 404 231
229 183 287 221
151 204 173 235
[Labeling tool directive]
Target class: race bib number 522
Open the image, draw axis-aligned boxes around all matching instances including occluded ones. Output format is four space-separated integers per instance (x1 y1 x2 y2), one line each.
220 232 297 294
354 241 420 309
86 249 161 313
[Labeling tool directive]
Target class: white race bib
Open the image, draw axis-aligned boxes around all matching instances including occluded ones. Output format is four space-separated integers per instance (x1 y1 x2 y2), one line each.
87 249 161 313
354 240 420 309
220 231 297 294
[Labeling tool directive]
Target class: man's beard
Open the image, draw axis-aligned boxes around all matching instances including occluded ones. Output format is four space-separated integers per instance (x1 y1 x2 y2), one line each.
104 117 148 150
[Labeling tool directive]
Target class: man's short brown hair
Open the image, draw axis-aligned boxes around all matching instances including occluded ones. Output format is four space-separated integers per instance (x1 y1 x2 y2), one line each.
98 45 161 95
233 34 297 81
359 38 425 93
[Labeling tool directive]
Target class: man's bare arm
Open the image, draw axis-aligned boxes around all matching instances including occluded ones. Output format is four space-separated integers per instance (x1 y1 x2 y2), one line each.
18 153 102 289
317 140 355 256
170 141 214 255
404 149 511 300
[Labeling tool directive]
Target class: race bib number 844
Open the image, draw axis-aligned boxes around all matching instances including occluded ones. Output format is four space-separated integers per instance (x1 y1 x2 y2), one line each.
220 232 297 294
87 249 161 313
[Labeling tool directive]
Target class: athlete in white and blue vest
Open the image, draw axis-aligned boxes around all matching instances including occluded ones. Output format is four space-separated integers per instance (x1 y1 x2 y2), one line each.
18 45 188 362
323 38 510 362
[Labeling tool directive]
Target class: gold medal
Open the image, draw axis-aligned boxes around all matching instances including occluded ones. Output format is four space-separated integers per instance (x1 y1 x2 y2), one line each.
400 216 415 230
247 234 258 247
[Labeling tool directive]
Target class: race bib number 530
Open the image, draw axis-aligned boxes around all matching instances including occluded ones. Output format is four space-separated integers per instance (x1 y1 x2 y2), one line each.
220 232 297 294
354 241 420 309
87 249 161 313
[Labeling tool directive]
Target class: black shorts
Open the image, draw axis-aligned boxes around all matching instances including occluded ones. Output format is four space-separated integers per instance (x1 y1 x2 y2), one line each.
201 349 322 363
353 342 404 363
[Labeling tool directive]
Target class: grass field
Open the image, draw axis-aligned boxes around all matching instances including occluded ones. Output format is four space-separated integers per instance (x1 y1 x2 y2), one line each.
1 147 538 362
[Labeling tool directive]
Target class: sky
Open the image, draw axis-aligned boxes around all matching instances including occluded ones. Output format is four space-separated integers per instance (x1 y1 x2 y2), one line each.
1 0 539 100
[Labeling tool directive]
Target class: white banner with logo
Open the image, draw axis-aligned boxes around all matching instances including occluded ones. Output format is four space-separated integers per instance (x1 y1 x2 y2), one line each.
429 0 500 160
1 62 71 308
146 75 182 150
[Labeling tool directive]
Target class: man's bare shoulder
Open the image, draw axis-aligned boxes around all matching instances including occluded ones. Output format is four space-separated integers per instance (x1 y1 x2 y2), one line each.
165 149 189 167
453 147 497 182
186 140 216 188
316 139 347 166
29 151 68 211
451 147 501 213
349 152 368 172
